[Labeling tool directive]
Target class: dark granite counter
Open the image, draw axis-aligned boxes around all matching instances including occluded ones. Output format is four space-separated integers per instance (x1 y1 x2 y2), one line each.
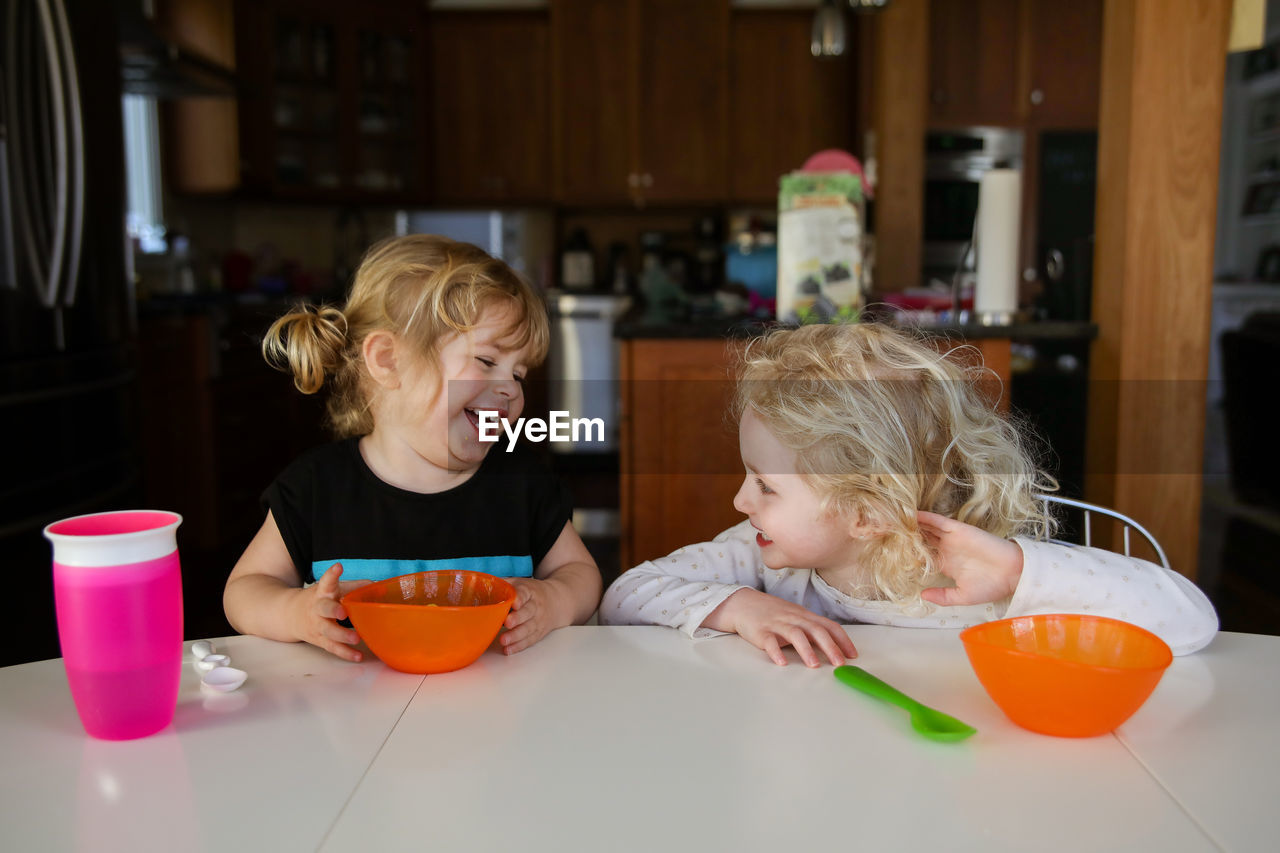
614 315 775 339
885 320 1098 340
615 314 1097 341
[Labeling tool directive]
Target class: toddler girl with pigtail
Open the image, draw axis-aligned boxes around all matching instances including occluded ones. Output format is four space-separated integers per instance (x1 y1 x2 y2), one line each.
225 235 602 661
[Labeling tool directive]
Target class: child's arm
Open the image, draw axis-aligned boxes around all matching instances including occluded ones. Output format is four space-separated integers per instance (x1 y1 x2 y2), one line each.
600 522 856 666
223 512 371 662
599 524 762 632
917 510 1219 655
498 521 602 655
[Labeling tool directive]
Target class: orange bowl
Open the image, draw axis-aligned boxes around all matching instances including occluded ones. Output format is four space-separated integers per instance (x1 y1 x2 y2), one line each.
960 614 1172 738
341 570 516 674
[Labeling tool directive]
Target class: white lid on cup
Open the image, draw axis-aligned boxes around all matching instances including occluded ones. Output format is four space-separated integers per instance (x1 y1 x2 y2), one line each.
43 510 183 567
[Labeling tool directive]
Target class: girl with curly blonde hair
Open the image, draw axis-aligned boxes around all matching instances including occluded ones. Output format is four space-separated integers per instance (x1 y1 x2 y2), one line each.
225 235 601 661
602 323 1216 665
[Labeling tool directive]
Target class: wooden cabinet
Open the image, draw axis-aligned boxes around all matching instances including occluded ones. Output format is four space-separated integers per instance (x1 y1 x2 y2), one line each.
553 0 728 206
1025 0 1102 129
634 0 730 205
618 333 1013 571
928 0 1021 127
728 10 853 204
157 0 240 195
429 12 552 204
234 0 428 201
552 0 630 205
619 338 745 569
928 0 1101 130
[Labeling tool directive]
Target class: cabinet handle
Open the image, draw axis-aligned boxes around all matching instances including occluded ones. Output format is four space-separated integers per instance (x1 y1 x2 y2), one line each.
1045 249 1065 283
641 173 653 188
1030 88 1044 106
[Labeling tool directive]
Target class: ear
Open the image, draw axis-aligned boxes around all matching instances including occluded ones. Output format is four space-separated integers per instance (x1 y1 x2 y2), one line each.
845 509 884 542
363 331 401 389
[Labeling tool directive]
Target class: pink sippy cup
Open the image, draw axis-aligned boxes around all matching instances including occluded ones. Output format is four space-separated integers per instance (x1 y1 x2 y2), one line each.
44 510 184 740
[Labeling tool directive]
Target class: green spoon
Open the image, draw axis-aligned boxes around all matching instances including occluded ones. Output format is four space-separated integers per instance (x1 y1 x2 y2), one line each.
834 665 977 743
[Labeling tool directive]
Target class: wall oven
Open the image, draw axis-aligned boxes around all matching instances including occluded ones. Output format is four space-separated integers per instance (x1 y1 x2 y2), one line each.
922 127 1024 281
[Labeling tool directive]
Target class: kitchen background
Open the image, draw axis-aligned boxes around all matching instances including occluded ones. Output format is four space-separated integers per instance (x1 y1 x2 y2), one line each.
3 0 1277 666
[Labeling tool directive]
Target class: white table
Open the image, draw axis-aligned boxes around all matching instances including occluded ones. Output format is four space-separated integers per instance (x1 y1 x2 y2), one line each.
0 634 424 852
2 627 1276 852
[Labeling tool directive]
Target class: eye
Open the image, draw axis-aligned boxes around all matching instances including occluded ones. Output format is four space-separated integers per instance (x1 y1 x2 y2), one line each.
514 372 527 386
755 478 773 495
476 357 496 369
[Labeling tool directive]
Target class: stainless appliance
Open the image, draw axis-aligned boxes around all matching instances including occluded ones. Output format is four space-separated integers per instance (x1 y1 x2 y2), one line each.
546 292 631 454
1010 131 1099 501
1035 130 1098 322
395 208 555 290
2 0 136 666
923 127 1023 280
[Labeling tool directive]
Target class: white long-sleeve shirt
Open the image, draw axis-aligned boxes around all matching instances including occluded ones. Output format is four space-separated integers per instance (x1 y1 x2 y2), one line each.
600 520 1218 655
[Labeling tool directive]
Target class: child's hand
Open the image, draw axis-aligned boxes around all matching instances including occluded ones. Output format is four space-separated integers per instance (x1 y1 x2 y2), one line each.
704 588 857 667
917 511 1024 607
289 563 371 662
500 577 571 655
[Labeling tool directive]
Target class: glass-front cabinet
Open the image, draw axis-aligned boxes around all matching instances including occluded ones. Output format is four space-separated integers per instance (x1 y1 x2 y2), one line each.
235 0 427 201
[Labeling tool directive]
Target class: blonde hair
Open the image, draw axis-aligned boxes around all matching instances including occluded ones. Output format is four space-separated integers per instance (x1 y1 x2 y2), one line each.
262 234 549 437
734 322 1056 602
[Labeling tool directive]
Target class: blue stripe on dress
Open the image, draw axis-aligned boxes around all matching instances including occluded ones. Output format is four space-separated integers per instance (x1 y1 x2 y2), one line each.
314 555 534 582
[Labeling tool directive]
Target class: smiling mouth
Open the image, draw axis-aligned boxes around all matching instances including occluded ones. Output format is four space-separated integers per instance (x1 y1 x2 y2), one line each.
753 525 772 547
464 408 507 432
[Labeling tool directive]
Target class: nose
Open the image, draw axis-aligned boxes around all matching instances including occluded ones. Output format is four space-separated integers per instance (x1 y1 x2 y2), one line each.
493 377 519 399
732 477 753 516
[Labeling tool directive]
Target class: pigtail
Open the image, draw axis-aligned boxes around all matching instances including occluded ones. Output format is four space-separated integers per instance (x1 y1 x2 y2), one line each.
262 304 349 395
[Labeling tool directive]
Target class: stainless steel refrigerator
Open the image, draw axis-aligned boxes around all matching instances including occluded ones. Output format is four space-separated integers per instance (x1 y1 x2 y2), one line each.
2 0 136 666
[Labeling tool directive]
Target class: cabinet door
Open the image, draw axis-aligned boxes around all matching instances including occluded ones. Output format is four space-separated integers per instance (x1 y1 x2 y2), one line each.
928 0 1021 127
249 0 346 195
159 0 239 194
232 0 278 193
345 3 428 198
234 0 427 201
430 12 551 203
553 0 634 204
729 11 852 204
620 339 745 569
635 0 729 203
1027 0 1102 128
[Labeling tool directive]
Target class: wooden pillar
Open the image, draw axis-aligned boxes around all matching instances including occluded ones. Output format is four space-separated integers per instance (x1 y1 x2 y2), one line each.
1086 0 1232 579
870 0 928 291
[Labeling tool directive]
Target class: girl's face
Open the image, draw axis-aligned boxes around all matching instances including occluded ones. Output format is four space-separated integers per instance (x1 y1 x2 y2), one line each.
382 302 531 476
733 409 865 572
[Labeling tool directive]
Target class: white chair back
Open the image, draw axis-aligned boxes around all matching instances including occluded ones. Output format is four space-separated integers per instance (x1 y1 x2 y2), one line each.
1035 493 1171 570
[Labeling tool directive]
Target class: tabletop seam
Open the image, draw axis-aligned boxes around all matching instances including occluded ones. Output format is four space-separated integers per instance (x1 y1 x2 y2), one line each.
314 674 429 852
1113 732 1228 852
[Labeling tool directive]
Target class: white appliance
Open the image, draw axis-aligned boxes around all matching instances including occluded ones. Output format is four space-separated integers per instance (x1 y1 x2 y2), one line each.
395 208 554 289
545 292 631 453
